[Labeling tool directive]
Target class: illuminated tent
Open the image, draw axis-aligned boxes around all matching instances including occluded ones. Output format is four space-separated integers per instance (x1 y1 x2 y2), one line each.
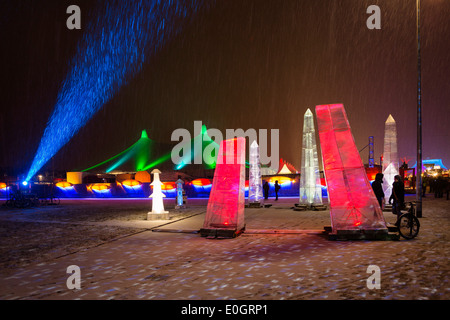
277 158 298 174
412 159 448 171
82 130 153 173
171 124 219 171
315 104 388 235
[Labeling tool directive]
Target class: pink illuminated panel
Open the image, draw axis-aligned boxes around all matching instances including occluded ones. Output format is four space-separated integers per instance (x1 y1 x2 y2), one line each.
315 104 387 232
203 137 246 231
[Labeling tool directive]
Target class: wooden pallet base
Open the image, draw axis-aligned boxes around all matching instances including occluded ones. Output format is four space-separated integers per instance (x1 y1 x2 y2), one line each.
200 226 246 239
246 202 262 208
293 204 328 211
323 226 399 241
293 204 308 211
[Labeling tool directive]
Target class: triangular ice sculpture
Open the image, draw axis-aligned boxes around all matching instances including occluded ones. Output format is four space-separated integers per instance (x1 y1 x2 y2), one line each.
382 114 399 204
248 140 263 204
200 137 246 238
315 104 387 234
300 108 323 206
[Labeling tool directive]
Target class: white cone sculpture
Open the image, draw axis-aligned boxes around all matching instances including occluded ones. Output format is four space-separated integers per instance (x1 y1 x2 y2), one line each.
147 169 169 220
382 114 399 204
300 108 323 206
249 140 263 204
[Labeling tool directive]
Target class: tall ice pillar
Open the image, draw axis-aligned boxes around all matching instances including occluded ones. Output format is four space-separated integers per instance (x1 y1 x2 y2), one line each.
248 140 263 205
315 104 388 238
200 137 246 238
382 114 399 204
299 108 323 206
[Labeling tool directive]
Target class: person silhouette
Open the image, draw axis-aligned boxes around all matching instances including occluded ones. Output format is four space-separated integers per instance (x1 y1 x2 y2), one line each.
274 180 281 201
263 181 269 200
390 175 405 224
371 173 385 209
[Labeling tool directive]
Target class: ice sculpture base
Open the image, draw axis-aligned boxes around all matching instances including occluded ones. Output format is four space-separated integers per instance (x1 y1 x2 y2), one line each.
147 212 170 220
200 225 246 239
247 201 262 208
324 227 398 241
293 203 308 211
293 203 327 211
311 204 327 211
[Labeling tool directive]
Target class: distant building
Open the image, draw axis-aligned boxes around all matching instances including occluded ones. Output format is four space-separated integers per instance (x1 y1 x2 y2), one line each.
412 159 448 171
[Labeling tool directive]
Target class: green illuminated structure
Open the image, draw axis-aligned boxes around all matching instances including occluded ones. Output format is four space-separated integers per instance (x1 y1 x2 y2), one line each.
82 126 219 173
82 130 153 173
170 124 219 171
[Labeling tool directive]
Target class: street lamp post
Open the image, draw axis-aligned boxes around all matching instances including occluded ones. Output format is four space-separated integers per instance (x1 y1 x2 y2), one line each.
416 0 423 217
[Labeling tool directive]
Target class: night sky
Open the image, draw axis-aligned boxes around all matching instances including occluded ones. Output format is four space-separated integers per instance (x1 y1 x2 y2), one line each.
1 0 449 176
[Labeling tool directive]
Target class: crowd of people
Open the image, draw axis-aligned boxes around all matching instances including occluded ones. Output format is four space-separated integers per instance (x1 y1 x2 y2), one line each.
423 176 450 199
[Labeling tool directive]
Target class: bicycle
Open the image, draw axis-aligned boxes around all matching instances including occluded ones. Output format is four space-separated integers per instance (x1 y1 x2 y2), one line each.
396 201 420 239
6 190 32 208
41 194 60 206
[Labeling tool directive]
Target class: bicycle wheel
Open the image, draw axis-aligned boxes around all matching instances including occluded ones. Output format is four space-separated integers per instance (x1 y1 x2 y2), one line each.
398 213 420 239
5 199 14 208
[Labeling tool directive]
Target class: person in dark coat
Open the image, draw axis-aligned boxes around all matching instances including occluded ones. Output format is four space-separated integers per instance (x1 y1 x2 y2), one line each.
263 181 269 200
445 178 450 200
435 177 445 198
390 175 405 217
371 173 385 208
274 180 281 201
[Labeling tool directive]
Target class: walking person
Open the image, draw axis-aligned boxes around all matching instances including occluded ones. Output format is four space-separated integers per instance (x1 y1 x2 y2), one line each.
274 180 281 201
371 173 385 209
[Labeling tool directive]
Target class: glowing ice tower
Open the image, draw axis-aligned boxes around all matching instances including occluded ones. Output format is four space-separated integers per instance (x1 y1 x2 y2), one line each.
299 108 323 206
147 169 169 220
248 141 263 204
200 138 246 238
315 104 388 239
382 114 399 204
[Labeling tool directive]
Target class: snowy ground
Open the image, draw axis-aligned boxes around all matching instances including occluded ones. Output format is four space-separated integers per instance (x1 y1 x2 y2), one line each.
0 195 448 300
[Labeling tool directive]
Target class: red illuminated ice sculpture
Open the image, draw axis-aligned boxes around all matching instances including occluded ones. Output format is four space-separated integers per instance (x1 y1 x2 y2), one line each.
315 104 390 239
200 137 246 238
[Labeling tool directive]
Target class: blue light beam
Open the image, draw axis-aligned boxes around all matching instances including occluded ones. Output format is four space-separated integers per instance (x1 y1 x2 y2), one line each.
26 0 211 181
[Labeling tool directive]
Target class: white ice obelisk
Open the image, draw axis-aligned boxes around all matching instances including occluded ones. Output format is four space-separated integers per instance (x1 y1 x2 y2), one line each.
249 140 263 204
382 114 399 204
147 169 169 220
300 108 323 206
